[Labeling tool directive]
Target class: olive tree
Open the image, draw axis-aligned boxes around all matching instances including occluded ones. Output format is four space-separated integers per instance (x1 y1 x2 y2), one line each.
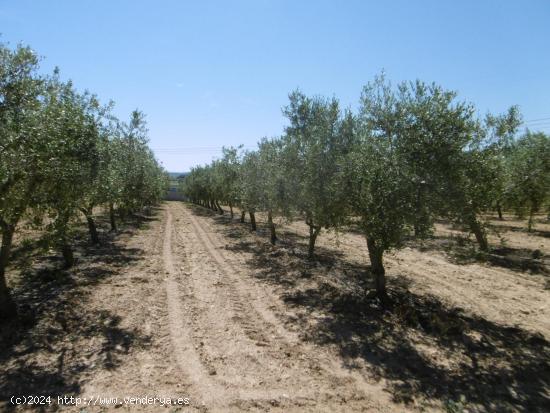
255 137 292 244
239 150 262 231
37 78 102 267
0 43 44 318
0 42 166 320
75 99 117 243
485 107 522 220
505 131 550 231
348 76 484 304
282 91 352 259
442 111 521 252
217 146 242 218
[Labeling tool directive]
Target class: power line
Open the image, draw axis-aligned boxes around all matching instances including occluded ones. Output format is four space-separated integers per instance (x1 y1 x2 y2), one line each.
524 122 550 125
151 146 256 150
150 146 257 154
522 123 550 129
524 116 550 123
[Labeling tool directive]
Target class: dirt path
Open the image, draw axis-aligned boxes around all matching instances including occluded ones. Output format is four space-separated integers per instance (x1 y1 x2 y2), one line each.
166 202 392 411
4 202 548 412
72 202 399 412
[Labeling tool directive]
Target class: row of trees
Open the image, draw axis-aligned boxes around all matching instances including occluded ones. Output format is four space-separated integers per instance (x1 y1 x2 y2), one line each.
0 43 167 319
183 75 549 305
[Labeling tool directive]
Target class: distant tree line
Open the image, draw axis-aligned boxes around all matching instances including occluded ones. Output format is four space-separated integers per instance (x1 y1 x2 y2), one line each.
182 75 550 306
1 43 167 319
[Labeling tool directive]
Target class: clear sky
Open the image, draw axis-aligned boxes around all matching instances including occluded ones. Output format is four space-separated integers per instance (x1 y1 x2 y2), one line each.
1 0 549 171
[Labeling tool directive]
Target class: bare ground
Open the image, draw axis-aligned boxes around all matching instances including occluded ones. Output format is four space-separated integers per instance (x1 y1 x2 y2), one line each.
1 202 549 412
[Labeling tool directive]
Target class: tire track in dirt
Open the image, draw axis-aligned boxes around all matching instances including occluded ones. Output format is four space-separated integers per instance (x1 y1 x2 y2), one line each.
182 211 285 347
163 206 227 406
81 209 197 409
170 213 277 391
171 203 389 411
195 214 307 336
166 205 321 409
170 206 312 395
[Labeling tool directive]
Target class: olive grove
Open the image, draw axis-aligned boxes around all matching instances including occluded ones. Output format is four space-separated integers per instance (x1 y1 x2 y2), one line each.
0 43 167 320
182 75 549 306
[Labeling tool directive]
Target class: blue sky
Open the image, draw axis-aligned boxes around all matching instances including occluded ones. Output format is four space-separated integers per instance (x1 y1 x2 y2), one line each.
1 0 549 171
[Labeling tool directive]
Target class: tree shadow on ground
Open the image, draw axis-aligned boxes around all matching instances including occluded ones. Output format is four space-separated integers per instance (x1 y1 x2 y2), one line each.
189 203 348 263
120 208 162 230
486 220 550 239
188 203 550 412
284 283 549 412
406 232 549 275
0 214 155 411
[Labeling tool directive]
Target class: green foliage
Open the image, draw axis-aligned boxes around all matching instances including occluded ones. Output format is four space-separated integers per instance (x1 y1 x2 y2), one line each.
216 146 242 209
177 74 547 302
282 91 352 231
349 76 477 249
0 43 44 226
0 42 166 318
504 131 550 230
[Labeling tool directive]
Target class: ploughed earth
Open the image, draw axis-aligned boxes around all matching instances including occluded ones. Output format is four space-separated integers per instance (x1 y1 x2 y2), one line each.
1 202 549 412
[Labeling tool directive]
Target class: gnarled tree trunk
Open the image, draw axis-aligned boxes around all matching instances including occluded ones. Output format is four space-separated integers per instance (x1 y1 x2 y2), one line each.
240 210 246 223
86 215 99 244
216 200 223 215
469 215 489 252
81 207 99 244
0 221 17 320
527 204 537 232
249 211 257 231
229 202 234 219
496 201 504 221
366 237 390 306
119 207 127 222
267 210 277 245
109 203 117 232
307 224 321 260
61 241 74 269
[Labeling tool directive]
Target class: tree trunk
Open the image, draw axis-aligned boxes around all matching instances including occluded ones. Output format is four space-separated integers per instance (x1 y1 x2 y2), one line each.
307 224 321 260
109 203 117 232
366 237 390 306
61 242 74 268
216 200 223 215
528 206 535 232
249 211 257 231
496 201 504 221
267 210 277 245
229 202 234 219
469 215 489 252
119 208 127 222
240 210 246 223
0 221 17 320
82 208 99 244
413 185 425 237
